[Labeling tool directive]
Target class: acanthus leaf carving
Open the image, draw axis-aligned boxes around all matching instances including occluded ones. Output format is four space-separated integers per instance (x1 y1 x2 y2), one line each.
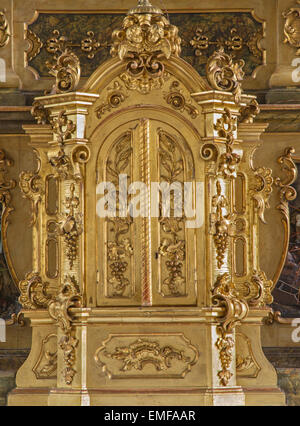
110 2 181 94
252 166 273 224
31 101 51 125
212 273 249 386
206 47 245 104
243 270 273 307
239 99 260 124
51 110 76 144
48 275 82 385
94 333 199 379
18 272 52 310
47 49 81 94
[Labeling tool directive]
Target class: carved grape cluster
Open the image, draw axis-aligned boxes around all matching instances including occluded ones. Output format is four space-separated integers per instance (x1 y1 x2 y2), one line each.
213 231 229 269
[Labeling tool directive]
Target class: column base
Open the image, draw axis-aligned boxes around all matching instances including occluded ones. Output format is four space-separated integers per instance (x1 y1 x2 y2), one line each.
8 386 285 406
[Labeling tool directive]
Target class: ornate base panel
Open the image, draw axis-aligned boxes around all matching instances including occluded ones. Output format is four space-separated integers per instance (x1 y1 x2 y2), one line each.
8 309 285 406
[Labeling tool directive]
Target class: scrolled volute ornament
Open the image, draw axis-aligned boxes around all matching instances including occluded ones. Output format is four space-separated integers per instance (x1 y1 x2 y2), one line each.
47 49 81 94
211 273 248 387
275 147 298 204
48 275 82 385
244 270 273 307
48 275 82 334
212 273 249 335
19 272 52 310
206 47 245 104
252 166 273 224
31 101 51 125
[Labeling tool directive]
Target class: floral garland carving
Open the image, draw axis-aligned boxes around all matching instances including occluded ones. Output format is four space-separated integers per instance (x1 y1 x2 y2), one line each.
106 133 133 297
158 132 186 296
212 273 249 386
51 110 76 144
214 108 241 179
110 4 181 94
206 47 245 104
56 183 83 270
211 181 235 269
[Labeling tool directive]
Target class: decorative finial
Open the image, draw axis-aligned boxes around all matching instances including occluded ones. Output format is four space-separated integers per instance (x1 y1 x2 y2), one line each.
127 0 163 15
110 0 181 94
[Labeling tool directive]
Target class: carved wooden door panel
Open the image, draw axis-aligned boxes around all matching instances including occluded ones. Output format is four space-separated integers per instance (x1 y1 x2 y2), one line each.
96 118 199 307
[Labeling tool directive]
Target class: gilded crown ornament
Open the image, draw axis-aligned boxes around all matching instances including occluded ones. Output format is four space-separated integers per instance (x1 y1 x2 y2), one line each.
110 0 181 94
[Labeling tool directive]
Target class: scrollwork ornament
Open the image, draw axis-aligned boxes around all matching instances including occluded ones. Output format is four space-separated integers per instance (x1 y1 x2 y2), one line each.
212 273 249 386
275 147 298 205
252 166 273 224
244 270 273 307
0 149 16 209
95 81 128 119
18 272 51 310
48 275 82 385
110 3 181 94
47 49 81 94
206 47 245 104
239 99 260 124
19 150 44 227
163 81 199 119
0 11 10 48
31 101 51 125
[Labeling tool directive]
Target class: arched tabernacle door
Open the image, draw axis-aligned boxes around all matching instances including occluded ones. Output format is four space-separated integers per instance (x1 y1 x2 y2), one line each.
93 115 201 307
